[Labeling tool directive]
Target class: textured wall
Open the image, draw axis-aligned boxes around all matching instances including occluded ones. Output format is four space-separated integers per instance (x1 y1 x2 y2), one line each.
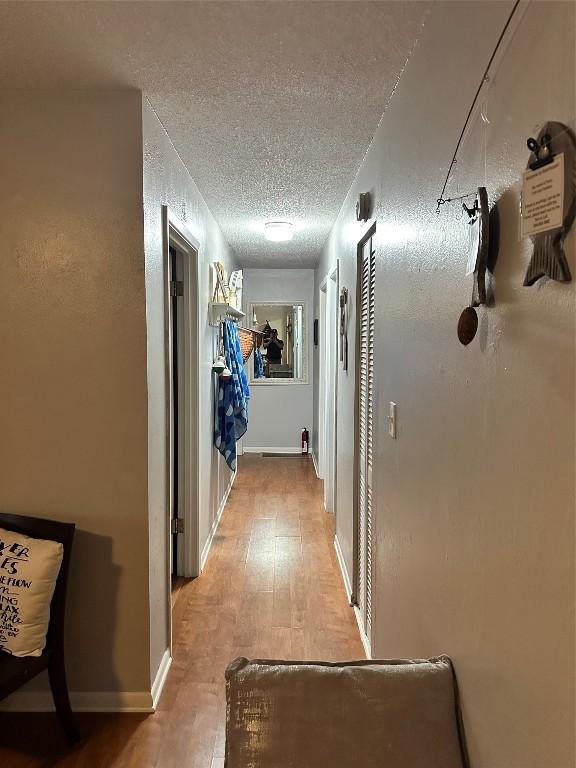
0 91 238 702
0 91 151 696
315 3 575 767
242 269 314 451
142 99 237 681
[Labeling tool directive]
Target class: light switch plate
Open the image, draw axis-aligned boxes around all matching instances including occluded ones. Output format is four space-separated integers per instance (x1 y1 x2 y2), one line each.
388 402 397 439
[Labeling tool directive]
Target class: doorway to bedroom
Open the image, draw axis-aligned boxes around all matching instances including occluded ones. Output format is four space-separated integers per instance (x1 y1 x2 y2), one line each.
163 207 202 622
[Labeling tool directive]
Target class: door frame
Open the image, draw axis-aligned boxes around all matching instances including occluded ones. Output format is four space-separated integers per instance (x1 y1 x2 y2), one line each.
168 244 183 577
352 223 376 656
318 263 339 513
162 206 201 605
318 282 327 479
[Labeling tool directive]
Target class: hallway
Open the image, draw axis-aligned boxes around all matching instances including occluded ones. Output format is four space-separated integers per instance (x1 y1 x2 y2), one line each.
0 455 363 767
0 3 573 766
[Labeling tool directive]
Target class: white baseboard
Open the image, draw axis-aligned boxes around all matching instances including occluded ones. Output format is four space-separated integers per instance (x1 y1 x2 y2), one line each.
1 649 173 713
242 446 303 455
151 648 172 711
0 689 155 713
200 470 236 571
354 606 372 660
334 535 371 660
334 534 353 601
311 451 320 477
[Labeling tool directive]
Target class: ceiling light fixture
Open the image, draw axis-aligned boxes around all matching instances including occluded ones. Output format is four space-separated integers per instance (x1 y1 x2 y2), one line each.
264 221 294 242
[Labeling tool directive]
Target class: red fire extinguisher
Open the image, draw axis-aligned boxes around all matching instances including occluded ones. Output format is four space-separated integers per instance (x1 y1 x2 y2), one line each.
301 428 309 455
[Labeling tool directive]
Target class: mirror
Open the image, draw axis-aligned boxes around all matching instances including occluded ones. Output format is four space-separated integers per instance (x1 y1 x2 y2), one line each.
249 302 308 383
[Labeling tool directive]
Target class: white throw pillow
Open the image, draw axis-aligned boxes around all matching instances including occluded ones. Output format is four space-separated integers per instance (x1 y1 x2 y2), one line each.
0 527 64 657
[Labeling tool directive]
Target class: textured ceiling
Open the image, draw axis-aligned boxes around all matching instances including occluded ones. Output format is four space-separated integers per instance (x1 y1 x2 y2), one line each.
0 1 429 267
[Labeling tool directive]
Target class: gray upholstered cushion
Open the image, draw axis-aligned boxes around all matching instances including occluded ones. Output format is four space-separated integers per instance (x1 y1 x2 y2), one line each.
225 656 468 768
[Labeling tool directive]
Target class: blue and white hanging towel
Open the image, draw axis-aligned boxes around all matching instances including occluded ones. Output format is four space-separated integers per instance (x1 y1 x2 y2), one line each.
214 320 250 471
254 346 265 379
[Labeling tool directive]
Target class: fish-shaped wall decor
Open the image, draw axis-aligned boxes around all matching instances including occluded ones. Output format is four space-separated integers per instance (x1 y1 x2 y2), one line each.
523 121 575 286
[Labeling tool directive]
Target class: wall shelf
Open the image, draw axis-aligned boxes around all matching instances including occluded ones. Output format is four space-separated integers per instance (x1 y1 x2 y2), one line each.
209 302 245 327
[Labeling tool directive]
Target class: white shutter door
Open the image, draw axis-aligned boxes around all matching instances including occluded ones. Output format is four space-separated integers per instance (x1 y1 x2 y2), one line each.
357 237 375 643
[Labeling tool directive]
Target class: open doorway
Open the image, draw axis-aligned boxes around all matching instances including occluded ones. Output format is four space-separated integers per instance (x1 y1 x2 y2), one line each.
163 207 201 627
318 263 339 514
169 244 184 581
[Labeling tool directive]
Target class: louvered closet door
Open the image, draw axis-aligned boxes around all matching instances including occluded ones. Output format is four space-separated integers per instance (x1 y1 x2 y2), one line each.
357 236 375 645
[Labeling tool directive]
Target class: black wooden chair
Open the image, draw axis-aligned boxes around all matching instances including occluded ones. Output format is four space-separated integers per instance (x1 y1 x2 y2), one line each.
0 513 78 743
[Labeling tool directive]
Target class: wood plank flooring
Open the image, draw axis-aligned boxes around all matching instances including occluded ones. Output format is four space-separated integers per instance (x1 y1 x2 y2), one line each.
0 454 364 767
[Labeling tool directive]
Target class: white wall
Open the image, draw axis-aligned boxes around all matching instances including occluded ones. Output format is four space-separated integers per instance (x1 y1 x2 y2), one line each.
314 3 574 767
0 91 151 703
243 269 314 451
142 99 237 682
0 91 238 707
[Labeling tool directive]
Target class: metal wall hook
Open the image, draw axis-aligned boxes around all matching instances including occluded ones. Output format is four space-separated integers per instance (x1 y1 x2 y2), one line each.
527 132 553 170
462 200 479 219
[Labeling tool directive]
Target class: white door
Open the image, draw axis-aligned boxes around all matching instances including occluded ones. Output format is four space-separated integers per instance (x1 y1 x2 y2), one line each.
169 245 186 577
318 285 327 478
355 233 375 648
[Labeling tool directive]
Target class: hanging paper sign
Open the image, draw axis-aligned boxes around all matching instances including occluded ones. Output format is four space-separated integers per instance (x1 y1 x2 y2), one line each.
520 154 564 238
521 122 574 285
465 212 480 276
